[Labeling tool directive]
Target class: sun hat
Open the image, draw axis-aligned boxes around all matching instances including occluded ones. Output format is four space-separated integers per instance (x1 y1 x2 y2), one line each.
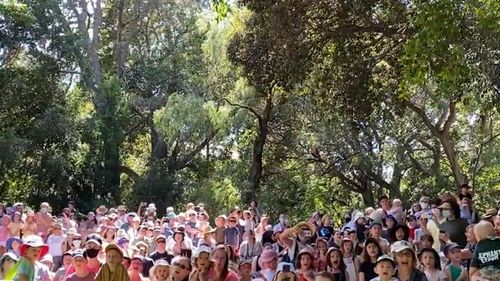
149 259 170 278
20 235 49 258
0 252 19 267
483 208 498 219
194 245 212 258
67 228 78 236
260 249 278 263
6 237 22 251
96 205 108 214
40 254 53 264
155 235 167 242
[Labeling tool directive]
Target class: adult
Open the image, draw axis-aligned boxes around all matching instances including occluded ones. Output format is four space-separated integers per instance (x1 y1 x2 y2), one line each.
239 230 263 260
273 214 288 233
459 195 480 224
22 211 37 237
438 198 468 248
36 203 53 236
278 222 315 265
368 222 390 254
259 249 278 281
358 238 383 281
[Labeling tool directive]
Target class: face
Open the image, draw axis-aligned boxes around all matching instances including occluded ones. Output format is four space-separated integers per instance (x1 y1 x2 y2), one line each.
366 243 379 258
342 241 352 253
85 241 100 251
385 218 395 228
240 263 251 275
421 238 432 249
25 246 43 262
155 265 170 280
420 252 435 269
494 217 500 237
315 276 332 281
380 198 390 209
2 258 15 272
395 250 414 268
106 249 122 265
172 260 191 280
375 261 394 278
62 255 73 267
174 233 183 243
334 232 342 240
371 225 382 237
448 248 461 262
228 217 238 227
131 259 143 271
329 250 341 268
73 257 87 269
395 228 405 240
11 241 20 251
157 239 166 251
197 252 210 269
300 254 312 269
213 249 227 269
316 241 327 253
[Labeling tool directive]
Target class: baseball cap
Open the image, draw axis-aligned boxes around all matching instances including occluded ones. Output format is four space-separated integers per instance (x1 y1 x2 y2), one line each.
376 255 395 266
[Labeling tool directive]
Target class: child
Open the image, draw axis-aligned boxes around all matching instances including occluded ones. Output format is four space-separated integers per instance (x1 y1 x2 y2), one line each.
341 238 358 281
238 260 252 281
150 260 170 281
189 245 212 281
371 255 398 281
444 243 467 281
325 247 348 281
359 238 382 281
8 235 49 281
419 248 447 281
314 238 328 272
65 249 95 281
214 215 226 245
295 249 315 281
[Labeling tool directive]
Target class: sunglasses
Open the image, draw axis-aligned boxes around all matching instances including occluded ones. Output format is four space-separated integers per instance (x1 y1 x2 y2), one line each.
173 262 189 270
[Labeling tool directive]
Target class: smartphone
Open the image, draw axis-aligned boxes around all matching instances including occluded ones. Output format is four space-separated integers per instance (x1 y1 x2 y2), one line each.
282 264 290 272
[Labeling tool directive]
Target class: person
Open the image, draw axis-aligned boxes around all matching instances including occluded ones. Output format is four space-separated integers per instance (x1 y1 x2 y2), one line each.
47 222 65 271
189 245 211 281
389 224 410 244
438 199 468 248
340 238 358 281
470 221 500 281
9 212 23 238
295 249 315 281
461 224 476 271
149 235 173 263
359 238 382 281
7 237 22 258
391 240 428 281
224 217 241 253
325 247 348 281
65 234 103 276
95 244 130 281
314 271 335 281
238 260 252 281
259 249 278 281
368 222 389 253
128 255 145 281
168 229 191 257
273 215 288 233
278 222 315 265
419 248 447 281
459 196 479 225
53 252 72 281
36 203 53 237
64 249 95 281
443 243 466 281
371 255 399 281
0 252 19 279
314 238 328 272
317 215 334 242
197 226 216 249
22 212 37 238
239 230 263 260
170 256 191 281
214 215 226 245
149 260 170 281
210 245 239 281
10 235 49 281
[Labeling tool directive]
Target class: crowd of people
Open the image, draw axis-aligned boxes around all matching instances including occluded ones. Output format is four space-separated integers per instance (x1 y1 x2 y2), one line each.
0 184 499 281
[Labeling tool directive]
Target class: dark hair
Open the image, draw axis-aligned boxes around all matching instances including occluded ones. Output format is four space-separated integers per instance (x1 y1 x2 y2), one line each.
315 272 335 281
213 246 229 281
325 248 346 272
296 251 314 270
419 248 441 270
420 234 434 244
441 197 461 219
362 238 382 262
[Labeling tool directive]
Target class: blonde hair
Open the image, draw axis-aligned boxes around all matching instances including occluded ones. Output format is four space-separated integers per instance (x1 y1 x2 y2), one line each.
474 221 495 241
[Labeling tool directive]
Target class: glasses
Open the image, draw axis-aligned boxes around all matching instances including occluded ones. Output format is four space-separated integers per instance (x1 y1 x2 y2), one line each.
173 262 189 270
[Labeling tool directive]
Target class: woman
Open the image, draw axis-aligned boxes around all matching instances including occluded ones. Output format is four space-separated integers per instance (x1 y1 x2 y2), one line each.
358 238 382 281
103 226 117 245
392 241 428 281
255 217 269 241
210 245 239 281
317 216 334 243
239 230 263 260
438 198 468 247
21 211 37 237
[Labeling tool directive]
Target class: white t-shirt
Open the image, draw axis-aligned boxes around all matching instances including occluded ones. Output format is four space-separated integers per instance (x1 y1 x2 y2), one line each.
47 234 65 257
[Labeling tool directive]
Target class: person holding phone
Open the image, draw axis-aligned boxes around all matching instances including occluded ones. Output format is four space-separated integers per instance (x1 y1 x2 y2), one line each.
278 222 315 266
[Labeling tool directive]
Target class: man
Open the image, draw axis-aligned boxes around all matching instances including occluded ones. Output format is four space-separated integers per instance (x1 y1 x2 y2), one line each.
121 213 137 232
460 195 480 224
368 222 390 253
378 195 391 215
482 208 498 225
470 220 500 280
149 235 174 263
65 249 95 281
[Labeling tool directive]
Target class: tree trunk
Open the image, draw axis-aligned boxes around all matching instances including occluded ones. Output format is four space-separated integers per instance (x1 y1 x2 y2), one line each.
360 188 375 207
439 135 465 188
247 95 273 203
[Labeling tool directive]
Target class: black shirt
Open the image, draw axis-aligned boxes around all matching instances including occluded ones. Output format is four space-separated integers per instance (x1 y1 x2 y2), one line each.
149 251 174 263
360 261 377 281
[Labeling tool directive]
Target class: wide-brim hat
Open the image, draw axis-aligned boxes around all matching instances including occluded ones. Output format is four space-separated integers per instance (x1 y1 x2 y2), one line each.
260 249 278 263
96 205 108 214
20 235 49 258
483 208 498 219
149 259 170 277
6 237 22 251
202 226 216 236
105 244 123 257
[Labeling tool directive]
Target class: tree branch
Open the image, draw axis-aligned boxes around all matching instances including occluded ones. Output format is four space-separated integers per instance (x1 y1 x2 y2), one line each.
222 98 262 120
442 101 456 135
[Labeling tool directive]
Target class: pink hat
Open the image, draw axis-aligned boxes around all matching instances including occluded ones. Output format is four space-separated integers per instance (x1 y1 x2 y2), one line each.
260 249 278 263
